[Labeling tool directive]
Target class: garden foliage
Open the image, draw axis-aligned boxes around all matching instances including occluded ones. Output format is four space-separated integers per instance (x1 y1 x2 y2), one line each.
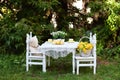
0 0 120 59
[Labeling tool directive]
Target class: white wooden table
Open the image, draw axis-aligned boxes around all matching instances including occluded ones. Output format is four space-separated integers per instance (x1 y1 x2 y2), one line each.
40 41 79 74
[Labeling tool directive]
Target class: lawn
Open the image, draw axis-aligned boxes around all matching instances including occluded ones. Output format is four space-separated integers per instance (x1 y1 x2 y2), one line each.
0 54 120 80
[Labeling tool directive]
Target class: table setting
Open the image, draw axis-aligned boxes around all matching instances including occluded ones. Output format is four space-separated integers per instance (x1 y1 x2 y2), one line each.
39 31 79 74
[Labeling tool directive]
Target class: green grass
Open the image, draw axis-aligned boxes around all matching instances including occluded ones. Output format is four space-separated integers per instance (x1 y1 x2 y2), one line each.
0 54 120 80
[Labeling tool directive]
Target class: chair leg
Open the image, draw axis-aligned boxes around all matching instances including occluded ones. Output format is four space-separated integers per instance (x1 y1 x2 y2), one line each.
43 65 46 72
26 63 29 71
77 60 79 75
94 59 96 74
26 57 29 71
43 55 46 72
94 66 96 74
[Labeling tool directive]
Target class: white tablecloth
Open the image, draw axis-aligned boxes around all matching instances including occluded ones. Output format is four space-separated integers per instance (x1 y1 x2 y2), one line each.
40 41 79 59
39 41 79 74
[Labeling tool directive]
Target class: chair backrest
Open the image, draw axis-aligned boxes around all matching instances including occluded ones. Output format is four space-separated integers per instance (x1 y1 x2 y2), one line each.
89 33 96 57
26 32 33 53
91 33 97 57
26 34 29 55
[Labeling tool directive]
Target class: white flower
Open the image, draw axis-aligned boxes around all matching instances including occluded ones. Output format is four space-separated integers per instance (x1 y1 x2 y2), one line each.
74 13 79 17
87 17 93 24
72 0 83 10
69 22 73 29
50 12 57 28
1 7 7 14
86 7 91 13
51 31 67 39
0 13 3 20
0 0 4 3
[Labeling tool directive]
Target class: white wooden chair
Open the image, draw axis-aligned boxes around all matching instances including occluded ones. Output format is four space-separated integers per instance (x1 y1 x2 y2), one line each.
26 32 46 72
75 33 97 75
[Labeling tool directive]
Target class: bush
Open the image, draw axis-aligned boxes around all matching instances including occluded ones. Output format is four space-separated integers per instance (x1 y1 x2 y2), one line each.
0 18 53 54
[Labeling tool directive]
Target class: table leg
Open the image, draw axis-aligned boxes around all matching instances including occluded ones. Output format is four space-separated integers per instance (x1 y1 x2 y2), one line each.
72 50 75 74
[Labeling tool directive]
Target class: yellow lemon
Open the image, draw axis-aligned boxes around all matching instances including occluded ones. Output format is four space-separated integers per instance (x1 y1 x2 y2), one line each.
83 48 87 53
